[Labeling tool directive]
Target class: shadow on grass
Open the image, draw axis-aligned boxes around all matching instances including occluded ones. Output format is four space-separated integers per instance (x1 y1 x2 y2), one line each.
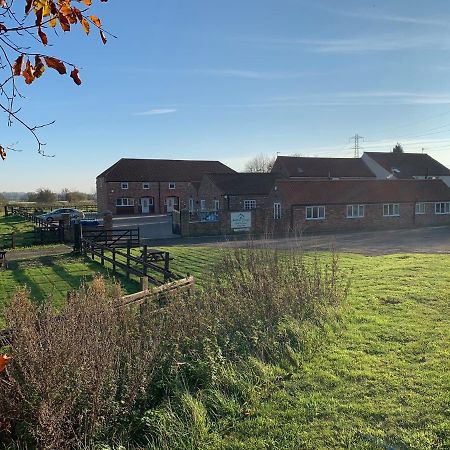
10 267 47 304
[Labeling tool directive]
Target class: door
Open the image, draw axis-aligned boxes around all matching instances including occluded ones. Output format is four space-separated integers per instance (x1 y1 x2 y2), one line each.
141 197 150 214
166 196 178 213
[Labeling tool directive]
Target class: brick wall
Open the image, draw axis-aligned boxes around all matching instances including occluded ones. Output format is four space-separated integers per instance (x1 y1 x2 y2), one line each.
97 180 198 215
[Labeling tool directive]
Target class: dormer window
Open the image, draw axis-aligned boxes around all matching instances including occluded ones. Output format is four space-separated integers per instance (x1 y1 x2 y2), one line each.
121 182 129 190
169 182 176 190
142 182 150 190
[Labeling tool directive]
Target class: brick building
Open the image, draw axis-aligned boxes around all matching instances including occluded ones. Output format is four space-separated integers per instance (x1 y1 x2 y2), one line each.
197 172 281 212
266 178 450 234
96 158 235 215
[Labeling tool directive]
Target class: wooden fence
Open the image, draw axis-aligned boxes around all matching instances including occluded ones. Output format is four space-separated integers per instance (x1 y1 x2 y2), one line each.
82 228 140 248
4 204 97 215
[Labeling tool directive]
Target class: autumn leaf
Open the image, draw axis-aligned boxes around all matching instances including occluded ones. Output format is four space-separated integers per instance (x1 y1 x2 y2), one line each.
0 146 6 161
22 59 35 84
49 15 57 27
34 55 45 78
58 12 70 31
0 354 11 372
13 54 24 76
70 67 81 85
100 29 107 44
89 15 101 28
82 0 92 5
38 27 48 46
81 17 90 35
0 0 6 8
25 0 32 15
44 56 66 74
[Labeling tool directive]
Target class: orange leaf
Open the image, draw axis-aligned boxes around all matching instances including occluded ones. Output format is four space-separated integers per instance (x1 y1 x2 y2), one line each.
0 354 10 371
13 54 24 76
82 0 92 5
89 15 101 28
34 55 45 78
44 56 66 74
70 67 82 85
0 0 6 8
38 27 48 45
0 146 6 161
49 15 57 28
100 29 107 45
81 17 90 35
22 59 35 84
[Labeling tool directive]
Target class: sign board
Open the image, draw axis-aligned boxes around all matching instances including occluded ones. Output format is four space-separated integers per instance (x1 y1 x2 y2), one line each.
230 211 252 230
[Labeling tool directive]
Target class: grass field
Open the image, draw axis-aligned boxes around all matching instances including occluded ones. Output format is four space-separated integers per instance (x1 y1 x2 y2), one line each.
1 245 449 449
0 214 36 247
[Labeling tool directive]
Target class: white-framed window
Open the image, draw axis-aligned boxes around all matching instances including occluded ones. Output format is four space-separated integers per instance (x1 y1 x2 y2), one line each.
200 199 206 210
189 198 194 212
415 203 426 215
435 202 450 214
121 182 129 190
383 203 400 217
169 182 176 190
306 206 325 220
142 182 150 190
273 202 281 219
214 200 220 211
244 200 257 210
347 204 365 218
116 198 134 207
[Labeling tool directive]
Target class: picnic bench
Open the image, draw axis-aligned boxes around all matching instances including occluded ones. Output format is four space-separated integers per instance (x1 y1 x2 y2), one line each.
0 250 7 268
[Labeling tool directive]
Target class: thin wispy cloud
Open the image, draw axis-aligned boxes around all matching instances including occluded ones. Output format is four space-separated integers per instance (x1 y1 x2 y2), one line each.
133 108 177 116
188 68 306 80
315 4 447 27
242 34 450 53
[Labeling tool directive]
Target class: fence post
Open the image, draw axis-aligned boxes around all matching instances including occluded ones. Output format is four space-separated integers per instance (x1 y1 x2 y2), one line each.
100 247 105 266
112 247 116 274
164 252 170 281
126 239 131 279
142 245 148 277
140 276 149 291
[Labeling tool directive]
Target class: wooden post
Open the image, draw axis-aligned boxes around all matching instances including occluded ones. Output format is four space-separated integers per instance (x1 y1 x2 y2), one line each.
164 252 170 281
100 247 105 266
142 245 148 277
112 247 116 273
126 239 131 279
140 276 149 291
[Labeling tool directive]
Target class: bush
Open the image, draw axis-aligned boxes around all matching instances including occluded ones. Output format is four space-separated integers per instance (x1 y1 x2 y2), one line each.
0 247 347 448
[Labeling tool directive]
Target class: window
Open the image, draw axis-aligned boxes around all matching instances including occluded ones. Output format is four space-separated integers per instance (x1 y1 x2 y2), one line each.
347 204 365 218
169 182 176 190
139 197 154 205
214 200 220 211
200 199 206 210
142 182 150 190
121 182 129 190
435 202 450 214
415 203 426 215
306 206 325 220
383 203 400 217
273 202 281 219
244 200 257 210
189 198 194 212
116 198 134 207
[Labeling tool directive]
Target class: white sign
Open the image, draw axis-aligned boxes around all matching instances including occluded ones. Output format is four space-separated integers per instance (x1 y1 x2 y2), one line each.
230 211 252 229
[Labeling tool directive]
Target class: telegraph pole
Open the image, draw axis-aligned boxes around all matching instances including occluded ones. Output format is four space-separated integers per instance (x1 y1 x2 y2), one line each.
350 134 364 158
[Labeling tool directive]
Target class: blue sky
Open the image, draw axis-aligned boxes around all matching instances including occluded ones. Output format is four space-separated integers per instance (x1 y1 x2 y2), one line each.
3 0 450 192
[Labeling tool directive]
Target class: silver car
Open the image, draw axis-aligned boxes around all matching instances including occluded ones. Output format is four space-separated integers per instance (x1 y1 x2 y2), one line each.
37 208 85 223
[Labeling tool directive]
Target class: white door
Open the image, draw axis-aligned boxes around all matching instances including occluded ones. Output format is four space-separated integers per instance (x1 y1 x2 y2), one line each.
166 197 176 213
141 197 150 214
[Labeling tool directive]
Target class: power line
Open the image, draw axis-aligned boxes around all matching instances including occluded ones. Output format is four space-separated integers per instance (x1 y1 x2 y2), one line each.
349 134 364 158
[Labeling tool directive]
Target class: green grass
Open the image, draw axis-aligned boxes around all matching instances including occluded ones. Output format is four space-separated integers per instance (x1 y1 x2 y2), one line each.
1 245 449 449
0 253 139 327
0 214 36 247
200 252 450 450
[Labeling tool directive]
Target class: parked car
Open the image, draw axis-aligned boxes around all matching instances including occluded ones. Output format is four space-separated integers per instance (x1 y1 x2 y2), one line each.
37 208 85 223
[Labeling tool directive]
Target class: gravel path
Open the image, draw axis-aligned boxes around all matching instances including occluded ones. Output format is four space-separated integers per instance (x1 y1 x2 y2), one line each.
5 245 72 261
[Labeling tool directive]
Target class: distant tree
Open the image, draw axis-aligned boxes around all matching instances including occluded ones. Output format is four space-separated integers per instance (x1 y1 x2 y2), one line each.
245 153 276 173
0 193 6 205
66 191 89 203
0 0 110 161
392 143 404 154
29 188 56 203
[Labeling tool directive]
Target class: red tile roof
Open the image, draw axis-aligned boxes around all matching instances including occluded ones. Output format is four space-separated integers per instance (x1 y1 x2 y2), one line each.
272 156 376 178
364 152 450 178
98 158 236 182
205 173 281 195
274 179 450 205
